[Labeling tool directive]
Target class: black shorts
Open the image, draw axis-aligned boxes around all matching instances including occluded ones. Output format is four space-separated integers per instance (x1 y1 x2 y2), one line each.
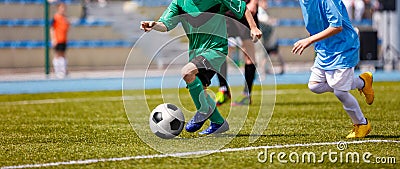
190 56 217 87
226 13 259 40
54 43 67 52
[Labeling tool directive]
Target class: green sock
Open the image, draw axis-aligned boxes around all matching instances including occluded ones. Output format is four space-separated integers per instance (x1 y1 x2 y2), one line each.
187 77 210 113
206 95 225 124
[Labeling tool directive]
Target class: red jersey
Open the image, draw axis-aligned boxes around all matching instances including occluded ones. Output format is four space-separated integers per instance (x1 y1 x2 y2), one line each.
52 13 70 43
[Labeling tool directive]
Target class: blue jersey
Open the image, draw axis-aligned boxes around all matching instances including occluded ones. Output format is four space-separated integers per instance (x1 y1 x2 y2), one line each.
299 0 360 70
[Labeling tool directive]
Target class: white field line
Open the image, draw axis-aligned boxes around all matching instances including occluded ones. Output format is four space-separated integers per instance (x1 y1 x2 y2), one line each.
1 139 399 169
0 89 304 106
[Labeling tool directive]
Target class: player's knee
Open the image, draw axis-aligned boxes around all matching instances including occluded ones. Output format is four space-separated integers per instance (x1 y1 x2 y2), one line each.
333 90 348 100
308 81 335 94
181 63 198 83
308 82 324 94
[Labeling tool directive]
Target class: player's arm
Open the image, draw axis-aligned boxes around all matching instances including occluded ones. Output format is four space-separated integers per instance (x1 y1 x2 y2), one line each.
50 28 55 46
50 18 56 47
247 0 259 15
221 0 262 42
244 8 262 42
140 21 168 32
292 26 342 55
292 0 343 55
141 0 179 33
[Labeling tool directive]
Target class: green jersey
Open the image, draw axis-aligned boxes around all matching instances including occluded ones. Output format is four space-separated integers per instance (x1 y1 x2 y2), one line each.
158 0 247 71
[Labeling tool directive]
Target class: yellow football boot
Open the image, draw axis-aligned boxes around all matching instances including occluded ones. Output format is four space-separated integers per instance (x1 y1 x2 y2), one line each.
346 119 372 139
358 72 374 105
215 90 231 106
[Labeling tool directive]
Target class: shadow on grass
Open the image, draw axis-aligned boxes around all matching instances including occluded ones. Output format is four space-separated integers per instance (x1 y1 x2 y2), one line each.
274 101 337 106
216 133 309 138
264 133 309 137
366 135 400 139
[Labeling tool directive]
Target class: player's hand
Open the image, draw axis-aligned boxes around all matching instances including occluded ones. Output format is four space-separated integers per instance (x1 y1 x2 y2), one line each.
140 21 156 32
292 38 312 55
250 27 262 43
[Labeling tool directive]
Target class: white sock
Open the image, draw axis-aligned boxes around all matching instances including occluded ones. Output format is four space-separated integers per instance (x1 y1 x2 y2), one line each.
334 90 367 124
53 58 61 74
58 57 67 74
308 82 334 94
219 86 227 92
63 57 68 75
351 77 364 90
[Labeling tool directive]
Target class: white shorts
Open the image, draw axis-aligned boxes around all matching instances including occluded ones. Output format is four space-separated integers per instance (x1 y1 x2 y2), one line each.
309 67 355 91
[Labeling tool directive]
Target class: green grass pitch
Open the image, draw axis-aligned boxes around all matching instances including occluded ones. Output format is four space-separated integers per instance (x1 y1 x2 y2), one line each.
0 82 399 168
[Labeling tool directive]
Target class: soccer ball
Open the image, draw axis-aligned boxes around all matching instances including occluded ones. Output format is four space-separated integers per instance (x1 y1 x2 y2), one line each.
149 103 185 139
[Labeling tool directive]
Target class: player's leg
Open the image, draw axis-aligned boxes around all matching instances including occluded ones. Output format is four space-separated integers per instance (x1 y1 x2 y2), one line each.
264 26 285 75
182 62 212 132
335 89 371 139
232 39 256 106
202 70 229 134
243 38 256 87
354 72 374 105
334 90 368 123
271 44 285 74
53 44 67 78
215 21 239 106
53 43 67 78
58 51 67 76
200 77 230 135
258 50 268 81
308 81 334 94
52 51 61 76
326 68 371 138
316 70 374 104
183 56 228 134
343 0 354 20
216 61 231 106
353 0 365 21
308 66 334 94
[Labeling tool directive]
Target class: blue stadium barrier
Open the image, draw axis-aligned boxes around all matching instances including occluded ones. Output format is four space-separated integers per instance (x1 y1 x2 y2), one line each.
0 40 133 49
277 38 300 46
132 0 171 7
277 18 372 27
268 0 299 8
0 0 76 4
131 0 294 7
351 19 373 26
278 19 304 26
278 38 382 46
2 70 400 94
131 0 297 7
0 18 371 27
72 19 112 27
0 41 12 48
0 37 381 48
0 19 112 27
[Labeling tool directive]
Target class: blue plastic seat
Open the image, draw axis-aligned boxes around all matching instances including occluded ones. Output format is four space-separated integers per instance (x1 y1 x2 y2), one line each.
268 0 299 8
1 40 133 49
0 0 74 4
0 42 6 48
133 0 171 7
277 38 300 46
